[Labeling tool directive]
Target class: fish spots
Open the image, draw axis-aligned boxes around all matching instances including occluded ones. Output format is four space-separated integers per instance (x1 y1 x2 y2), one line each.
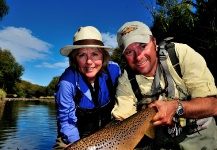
65 107 156 150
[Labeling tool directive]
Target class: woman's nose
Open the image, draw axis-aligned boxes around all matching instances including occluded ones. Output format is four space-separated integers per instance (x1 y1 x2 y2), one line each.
86 56 93 64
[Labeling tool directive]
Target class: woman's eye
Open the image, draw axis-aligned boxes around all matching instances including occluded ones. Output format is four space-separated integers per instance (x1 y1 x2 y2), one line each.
78 53 85 58
92 53 99 56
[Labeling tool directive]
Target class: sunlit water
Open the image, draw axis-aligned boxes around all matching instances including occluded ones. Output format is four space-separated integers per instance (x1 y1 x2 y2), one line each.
0 100 57 150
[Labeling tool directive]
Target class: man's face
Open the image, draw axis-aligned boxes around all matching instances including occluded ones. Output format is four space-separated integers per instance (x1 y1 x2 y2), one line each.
124 37 158 77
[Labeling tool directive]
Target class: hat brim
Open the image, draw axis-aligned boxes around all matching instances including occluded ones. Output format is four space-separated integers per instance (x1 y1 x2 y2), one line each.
60 45 113 56
122 35 150 53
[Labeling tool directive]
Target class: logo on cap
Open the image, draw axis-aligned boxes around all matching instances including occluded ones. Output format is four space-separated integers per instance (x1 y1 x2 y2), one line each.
121 27 137 36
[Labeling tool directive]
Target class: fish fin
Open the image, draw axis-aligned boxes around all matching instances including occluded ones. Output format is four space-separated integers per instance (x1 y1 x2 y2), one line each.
144 123 155 139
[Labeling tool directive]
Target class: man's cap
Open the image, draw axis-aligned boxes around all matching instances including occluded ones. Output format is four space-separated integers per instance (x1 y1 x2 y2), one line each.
60 26 112 56
117 21 153 53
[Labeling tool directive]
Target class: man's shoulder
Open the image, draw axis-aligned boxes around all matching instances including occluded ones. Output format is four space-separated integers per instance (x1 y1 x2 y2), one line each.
117 69 131 82
172 42 197 59
173 42 193 52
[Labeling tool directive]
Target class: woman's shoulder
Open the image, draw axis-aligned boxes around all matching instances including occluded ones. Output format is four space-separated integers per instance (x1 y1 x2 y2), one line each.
107 61 121 74
108 61 120 67
59 67 78 82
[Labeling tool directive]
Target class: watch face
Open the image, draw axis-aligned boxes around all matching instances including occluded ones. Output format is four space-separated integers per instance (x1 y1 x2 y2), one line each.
176 100 184 116
177 109 184 116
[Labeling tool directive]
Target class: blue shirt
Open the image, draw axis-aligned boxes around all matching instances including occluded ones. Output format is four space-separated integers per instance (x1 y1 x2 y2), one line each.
54 61 121 143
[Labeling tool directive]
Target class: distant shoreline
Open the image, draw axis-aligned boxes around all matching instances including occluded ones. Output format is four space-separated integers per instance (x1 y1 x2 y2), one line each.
4 98 55 102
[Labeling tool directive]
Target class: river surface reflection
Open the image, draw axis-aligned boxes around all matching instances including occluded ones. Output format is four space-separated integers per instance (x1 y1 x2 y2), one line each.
0 100 57 150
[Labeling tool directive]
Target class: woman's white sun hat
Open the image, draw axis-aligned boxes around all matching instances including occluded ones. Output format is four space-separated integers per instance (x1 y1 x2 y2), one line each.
60 26 113 56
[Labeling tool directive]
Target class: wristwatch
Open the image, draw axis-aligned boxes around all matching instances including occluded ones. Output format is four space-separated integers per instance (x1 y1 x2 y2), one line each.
176 100 184 116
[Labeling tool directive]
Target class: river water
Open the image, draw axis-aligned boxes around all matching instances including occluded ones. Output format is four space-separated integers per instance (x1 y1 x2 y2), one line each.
0 100 57 150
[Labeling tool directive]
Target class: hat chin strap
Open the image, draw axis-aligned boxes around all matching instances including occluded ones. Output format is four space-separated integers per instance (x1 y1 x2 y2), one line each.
73 39 104 46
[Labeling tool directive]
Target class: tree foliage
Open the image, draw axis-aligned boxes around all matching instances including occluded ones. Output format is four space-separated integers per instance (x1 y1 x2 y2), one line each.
15 80 45 98
45 76 59 96
110 47 126 71
148 0 196 42
188 0 217 79
137 0 217 84
0 88 6 100
0 48 25 93
111 0 217 83
0 0 9 20
16 76 59 98
0 48 59 98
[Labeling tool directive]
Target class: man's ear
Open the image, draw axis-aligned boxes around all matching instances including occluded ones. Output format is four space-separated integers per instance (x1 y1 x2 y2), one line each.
151 37 157 51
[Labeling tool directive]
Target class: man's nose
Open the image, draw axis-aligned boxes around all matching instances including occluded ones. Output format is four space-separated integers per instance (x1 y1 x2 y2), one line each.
135 49 143 60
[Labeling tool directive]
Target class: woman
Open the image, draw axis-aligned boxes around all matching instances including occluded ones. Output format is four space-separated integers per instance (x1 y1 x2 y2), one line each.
53 26 121 149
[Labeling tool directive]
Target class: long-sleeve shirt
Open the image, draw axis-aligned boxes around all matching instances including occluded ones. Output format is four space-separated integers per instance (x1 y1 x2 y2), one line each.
111 43 217 149
55 61 121 143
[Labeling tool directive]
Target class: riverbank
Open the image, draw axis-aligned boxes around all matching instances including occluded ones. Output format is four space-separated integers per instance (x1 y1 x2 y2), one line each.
2 98 55 103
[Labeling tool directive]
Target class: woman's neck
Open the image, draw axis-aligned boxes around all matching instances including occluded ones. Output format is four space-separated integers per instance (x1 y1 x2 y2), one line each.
88 77 96 83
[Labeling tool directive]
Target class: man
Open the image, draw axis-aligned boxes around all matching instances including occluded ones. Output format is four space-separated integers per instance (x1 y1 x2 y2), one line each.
112 21 217 149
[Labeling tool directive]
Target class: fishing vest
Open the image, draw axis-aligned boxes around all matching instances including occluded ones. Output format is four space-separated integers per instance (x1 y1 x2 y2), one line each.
75 71 115 138
125 38 198 138
126 37 182 108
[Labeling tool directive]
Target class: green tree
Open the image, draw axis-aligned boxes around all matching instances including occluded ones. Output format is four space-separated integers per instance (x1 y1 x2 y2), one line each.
15 80 46 98
0 48 25 93
0 0 9 20
0 88 6 100
110 47 126 70
188 0 217 80
45 76 60 96
140 0 217 83
147 0 196 42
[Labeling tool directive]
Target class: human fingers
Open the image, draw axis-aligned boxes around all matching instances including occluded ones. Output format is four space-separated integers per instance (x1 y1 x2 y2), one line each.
151 114 166 126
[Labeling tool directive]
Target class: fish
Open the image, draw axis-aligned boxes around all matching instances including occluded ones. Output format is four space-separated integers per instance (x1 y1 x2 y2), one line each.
65 107 157 150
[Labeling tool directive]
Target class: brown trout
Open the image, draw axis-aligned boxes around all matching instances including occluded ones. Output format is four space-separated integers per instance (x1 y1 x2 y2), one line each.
65 107 157 150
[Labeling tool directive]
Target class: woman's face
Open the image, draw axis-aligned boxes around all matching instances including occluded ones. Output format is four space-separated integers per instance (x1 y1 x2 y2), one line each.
76 48 103 83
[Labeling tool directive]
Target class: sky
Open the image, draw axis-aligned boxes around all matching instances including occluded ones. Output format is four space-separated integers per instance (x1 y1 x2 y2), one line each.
0 0 154 86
